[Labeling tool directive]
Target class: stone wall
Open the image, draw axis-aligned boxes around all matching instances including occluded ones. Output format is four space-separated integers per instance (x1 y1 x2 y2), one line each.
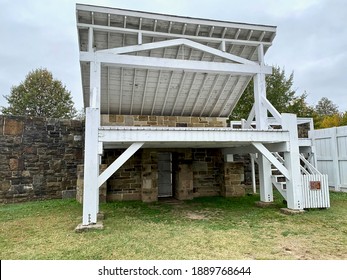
99 147 245 202
0 114 246 204
101 114 228 127
0 115 84 203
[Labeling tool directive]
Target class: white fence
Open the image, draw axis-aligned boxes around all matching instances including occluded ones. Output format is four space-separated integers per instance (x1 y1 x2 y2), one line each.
309 126 347 192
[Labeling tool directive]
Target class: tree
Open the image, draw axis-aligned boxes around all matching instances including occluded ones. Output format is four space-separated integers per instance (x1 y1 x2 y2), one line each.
2 68 76 118
315 97 339 116
314 111 347 129
230 66 313 120
312 97 340 128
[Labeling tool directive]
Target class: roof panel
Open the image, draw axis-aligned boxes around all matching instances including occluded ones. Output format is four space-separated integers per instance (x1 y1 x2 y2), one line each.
77 4 276 117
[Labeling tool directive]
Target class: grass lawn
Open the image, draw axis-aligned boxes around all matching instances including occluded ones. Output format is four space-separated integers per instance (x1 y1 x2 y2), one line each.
0 192 346 260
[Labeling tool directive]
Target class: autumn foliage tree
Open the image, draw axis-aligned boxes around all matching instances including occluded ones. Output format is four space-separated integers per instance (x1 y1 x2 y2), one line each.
2 68 76 118
230 66 313 120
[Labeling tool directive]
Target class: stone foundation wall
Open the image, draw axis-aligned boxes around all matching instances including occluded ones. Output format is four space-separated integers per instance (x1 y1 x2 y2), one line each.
101 115 228 127
76 164 107 203
0 115 84 203
98 147 245 202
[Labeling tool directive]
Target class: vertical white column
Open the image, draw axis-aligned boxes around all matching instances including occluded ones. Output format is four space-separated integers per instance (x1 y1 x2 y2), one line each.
282 113 303 210
258 155 273 202
253 44 272 202
253 73 268 130
82 58 101 225
253 44 268 130
83 107 100 225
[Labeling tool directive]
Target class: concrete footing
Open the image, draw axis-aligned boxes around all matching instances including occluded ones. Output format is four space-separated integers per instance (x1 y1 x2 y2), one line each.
280 208 305 215
255 201 275 208
75 212 105 233
75 222 104 233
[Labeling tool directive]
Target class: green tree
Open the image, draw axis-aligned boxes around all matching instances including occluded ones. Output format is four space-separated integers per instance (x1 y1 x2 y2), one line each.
341 111 347 126
231 66 312 120
2 68 76 118
315 97 339 116
312 97 340 128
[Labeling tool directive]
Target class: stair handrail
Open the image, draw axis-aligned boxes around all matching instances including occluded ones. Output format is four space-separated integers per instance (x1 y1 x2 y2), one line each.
299 154 322 175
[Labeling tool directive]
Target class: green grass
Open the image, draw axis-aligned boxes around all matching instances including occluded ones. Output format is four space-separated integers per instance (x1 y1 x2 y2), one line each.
0 192 346 260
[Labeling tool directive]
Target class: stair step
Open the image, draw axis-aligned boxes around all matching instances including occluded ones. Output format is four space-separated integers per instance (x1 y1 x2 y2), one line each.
272 175 286 182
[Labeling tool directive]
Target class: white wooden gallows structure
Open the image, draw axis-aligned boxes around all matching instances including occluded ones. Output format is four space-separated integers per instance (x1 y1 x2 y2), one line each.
76 4 330 226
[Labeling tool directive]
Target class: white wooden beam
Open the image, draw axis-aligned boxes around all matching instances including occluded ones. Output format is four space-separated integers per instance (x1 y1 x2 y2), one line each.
258 154 273 202
181 72 198 116
244 104 255 129
82 108 100 225
252 142 290 180
219 76 242 116
77 23 273 47
77 4 276 33
98 142 144 187
171 72 187 115
99 127 290 144
80 52 272 75
253 73 268 129
209 74 232 117
182 23 187 35
223 142 289 154
162 45 183 114
130 69 137 114
98 38 258 65
282 113 303 210
161 72 175 115
191 73 210 116
261 95 282 124
200 74 220 116
88 27 94 52
195 24 201 36
90 61 101 108
140 69 150 115
151 70 163 115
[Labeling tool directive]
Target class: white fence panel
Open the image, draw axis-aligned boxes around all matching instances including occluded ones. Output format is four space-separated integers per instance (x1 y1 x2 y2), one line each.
310 126 347 192
301 174 330 208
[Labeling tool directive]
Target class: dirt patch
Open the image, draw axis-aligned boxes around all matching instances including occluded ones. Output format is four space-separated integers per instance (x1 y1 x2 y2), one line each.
186 212 209 220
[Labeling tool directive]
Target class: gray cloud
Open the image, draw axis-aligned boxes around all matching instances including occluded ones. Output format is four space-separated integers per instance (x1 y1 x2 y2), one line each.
1 0 346 112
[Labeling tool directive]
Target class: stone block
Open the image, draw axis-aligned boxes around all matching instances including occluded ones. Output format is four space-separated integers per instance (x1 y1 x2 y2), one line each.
62 189 77 199
0 180 11 192
138 115 148 121
9 158 18 171
141 190 157 202
124 115 134 126
192 161 208 172
3 118 24 136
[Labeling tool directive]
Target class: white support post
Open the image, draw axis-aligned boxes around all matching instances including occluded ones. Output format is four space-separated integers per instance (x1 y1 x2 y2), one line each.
253 77 267 129
282 113 303 210
253 44 272 202
253 44 268 130
82 59 101 226
258 154 273 202
88 27 94 52
82 107 100 225
250 154 257 194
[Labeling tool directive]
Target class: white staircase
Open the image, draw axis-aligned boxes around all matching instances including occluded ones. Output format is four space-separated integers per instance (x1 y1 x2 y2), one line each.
269 152 330 208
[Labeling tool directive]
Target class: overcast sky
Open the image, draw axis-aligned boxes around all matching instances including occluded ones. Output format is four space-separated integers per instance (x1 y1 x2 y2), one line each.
1 0 346 113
